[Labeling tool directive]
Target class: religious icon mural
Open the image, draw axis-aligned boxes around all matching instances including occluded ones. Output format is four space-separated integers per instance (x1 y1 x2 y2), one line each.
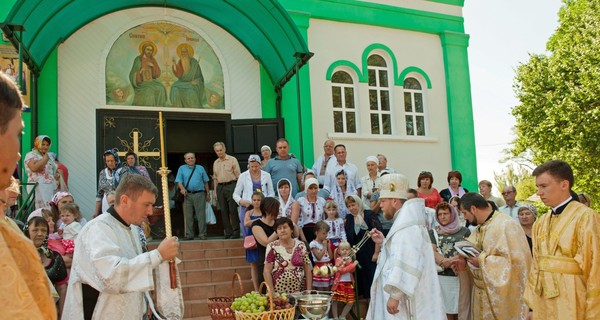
0 44 30 105
106 21 224 109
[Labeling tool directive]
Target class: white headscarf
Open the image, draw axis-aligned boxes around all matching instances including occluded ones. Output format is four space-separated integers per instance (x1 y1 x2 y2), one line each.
277 178 294 218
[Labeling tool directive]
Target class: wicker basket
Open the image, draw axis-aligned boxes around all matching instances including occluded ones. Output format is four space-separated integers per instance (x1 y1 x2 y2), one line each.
234 282 295 320
207 273 244 320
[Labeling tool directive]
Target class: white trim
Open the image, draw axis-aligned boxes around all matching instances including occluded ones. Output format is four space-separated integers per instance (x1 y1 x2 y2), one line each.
327 132 439 143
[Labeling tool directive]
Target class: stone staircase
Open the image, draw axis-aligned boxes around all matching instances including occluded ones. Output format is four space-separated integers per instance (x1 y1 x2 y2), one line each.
149 238 252 320
149 238 369 320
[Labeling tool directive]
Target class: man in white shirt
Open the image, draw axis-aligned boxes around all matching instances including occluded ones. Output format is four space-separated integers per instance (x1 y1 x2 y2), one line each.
325 144 362 197
63 174 180 319
311 139 336 188
499 185 522 220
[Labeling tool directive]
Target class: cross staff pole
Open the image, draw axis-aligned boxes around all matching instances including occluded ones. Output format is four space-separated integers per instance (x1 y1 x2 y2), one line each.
157 112 177 289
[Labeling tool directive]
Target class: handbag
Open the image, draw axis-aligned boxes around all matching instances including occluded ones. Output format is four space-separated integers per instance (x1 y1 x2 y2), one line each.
172 165 196 203
243 235 257 249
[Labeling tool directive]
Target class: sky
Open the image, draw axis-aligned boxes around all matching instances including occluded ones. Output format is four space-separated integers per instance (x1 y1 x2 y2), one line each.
463 0 563 194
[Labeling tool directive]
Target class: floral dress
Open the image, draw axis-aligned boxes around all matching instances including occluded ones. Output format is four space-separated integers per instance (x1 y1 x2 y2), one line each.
24 149 57 209
429 227 470 276
265 239 310 294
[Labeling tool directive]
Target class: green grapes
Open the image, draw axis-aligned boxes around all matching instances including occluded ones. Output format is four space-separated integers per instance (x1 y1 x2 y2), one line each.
231 292 293 313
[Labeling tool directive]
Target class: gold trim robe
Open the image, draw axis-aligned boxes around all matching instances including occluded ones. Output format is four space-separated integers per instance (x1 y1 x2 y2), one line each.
524 201 600 320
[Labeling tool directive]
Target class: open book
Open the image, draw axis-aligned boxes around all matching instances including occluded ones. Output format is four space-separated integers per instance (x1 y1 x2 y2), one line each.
454 240 481 258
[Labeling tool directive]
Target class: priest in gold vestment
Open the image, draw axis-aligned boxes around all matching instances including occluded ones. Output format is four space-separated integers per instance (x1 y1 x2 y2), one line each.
524 160 600 320
456 192 531 320
0 72 57 318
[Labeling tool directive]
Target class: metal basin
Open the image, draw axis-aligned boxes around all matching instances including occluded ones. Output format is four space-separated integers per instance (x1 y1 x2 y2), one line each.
293 291 332 320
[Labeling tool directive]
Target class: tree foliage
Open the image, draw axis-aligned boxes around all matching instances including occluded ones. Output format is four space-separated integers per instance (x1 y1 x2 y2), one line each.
512 0 600 209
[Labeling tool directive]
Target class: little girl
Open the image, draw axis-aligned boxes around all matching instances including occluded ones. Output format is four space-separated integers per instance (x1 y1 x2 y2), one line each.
58 203 82 254
310 221 333 290
323 200 346 256
331 241 358 320
243 191 264 291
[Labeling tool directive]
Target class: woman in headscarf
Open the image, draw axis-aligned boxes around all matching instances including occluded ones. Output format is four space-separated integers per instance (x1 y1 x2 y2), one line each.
277 178 299 220
233 154 275 233
344 194 381 299
25 135 59 209
25 216 69 317
116 151 150 184
94 149 121 217
517 204 537 253
429 202 471 320
329 170 357 220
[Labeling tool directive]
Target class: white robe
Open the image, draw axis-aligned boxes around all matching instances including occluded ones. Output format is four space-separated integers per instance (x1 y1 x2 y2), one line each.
62 212 163 319
367 198 446 319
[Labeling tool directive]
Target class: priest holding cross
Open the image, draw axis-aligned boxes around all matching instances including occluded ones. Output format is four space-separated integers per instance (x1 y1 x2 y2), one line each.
63 112 183 319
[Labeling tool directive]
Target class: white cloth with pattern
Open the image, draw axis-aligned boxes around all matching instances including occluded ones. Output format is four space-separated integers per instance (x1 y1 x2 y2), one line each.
367 198 446 319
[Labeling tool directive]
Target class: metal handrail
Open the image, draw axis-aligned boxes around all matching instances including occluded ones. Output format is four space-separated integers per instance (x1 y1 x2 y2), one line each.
14 182 38 223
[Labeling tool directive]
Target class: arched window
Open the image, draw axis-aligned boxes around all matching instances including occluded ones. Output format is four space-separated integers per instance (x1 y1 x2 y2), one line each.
403 77 426 136
331 70 356 133
367 55 391 135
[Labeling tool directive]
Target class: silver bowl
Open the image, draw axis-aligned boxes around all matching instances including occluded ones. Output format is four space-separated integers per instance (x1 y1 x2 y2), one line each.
293 291 332 319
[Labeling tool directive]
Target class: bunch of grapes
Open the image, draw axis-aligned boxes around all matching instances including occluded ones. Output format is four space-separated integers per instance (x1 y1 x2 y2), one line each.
231 292 293 313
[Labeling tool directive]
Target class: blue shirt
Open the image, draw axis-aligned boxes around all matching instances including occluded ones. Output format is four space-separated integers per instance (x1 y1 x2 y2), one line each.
264 156 303 197
175 164 209 191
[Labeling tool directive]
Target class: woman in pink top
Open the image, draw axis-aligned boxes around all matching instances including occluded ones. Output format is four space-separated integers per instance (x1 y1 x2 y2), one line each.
417 171 442 209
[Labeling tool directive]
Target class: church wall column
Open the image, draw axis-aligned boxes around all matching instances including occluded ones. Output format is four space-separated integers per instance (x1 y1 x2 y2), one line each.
440 31 478 191
37 47 59 153
280 11 314 167
260 65 277 118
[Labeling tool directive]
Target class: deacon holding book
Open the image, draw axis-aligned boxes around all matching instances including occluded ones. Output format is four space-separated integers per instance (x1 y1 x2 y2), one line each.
367 173 445 319
524 160 599 320
454 192 531 320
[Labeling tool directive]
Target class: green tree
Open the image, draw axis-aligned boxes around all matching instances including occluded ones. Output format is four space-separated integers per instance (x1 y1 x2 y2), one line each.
512 0 600 210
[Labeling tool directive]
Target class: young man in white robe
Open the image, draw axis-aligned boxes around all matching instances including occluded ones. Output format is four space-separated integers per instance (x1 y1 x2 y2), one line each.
367 173 446 319
62 174 180 319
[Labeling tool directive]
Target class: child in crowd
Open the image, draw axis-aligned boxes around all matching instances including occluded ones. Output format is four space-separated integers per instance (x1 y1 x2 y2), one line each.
58 203 82 254
331 241 358 320
323 200 346 256
243 191 264 291
310 221 333 290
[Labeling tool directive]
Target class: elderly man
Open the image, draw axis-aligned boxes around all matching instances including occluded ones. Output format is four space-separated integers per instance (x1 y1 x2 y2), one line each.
0 73 57 319
524 160 599 320
213 142 241 239
377 154 396 173
311 139 336 189
455 192 531 319
175 152 210 240
478 180 505 207
63 174 180 319
367 174 445 319
499 185 522 220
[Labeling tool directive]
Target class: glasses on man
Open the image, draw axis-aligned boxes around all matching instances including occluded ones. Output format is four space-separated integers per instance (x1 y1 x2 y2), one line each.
502 191 514 195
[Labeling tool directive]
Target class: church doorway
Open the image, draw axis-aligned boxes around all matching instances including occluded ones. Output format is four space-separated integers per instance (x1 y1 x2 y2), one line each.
96 110 283 238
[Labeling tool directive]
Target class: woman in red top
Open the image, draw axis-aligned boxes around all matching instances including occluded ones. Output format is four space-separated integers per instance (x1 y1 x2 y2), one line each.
417 171 442 209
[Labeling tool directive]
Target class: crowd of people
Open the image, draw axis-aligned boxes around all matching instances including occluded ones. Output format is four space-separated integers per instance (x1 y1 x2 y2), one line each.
0 69 599 320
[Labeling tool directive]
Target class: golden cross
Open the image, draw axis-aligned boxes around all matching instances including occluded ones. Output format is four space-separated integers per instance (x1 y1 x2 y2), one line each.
117 129 161 158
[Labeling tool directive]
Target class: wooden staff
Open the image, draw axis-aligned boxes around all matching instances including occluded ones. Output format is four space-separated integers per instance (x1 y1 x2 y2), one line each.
158 112 177 289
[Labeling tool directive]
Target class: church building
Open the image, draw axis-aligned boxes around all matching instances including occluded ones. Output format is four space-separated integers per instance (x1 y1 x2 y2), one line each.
1 0 477 218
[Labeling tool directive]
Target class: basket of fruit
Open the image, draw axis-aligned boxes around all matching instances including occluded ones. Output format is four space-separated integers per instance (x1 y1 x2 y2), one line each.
207 273 244 320
232 282 295 320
